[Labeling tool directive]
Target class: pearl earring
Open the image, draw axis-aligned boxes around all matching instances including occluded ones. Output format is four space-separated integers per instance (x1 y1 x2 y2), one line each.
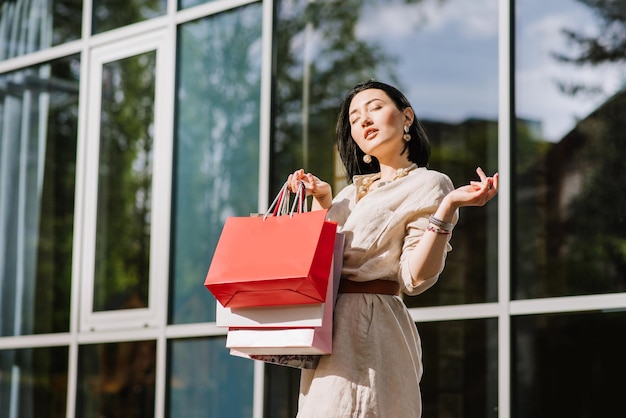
403 126 411 142
363 154 372 164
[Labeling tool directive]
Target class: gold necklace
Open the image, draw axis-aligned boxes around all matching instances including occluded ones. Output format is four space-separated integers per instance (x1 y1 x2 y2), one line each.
357 163 417 198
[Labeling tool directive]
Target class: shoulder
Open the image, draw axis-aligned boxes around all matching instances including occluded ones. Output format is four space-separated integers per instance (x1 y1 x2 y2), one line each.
396 168 454 211
407 167 455 191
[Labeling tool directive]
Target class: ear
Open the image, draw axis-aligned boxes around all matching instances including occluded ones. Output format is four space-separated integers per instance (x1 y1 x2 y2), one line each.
402 107 415 125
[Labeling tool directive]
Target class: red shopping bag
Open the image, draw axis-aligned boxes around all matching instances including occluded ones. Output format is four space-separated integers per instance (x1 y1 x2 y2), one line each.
204 183 338 308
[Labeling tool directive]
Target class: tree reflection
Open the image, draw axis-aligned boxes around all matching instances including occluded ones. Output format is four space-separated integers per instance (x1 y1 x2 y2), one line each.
171 4 263 324
271 0 401 194
546 92 626 294
551 0 626 96
94 53 155 312
92 0 166 34
516 0 626 298
271 0 497 307
268 1 498 415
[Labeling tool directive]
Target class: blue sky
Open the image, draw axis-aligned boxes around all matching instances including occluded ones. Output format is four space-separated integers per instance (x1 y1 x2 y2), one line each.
350 0 625 142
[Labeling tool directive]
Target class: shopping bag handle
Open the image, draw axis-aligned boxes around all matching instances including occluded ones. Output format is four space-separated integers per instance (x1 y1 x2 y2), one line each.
264 181 307 220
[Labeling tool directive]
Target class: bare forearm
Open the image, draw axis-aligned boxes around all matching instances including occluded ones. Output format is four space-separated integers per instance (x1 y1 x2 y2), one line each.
407 167 498 287
407 196 457 285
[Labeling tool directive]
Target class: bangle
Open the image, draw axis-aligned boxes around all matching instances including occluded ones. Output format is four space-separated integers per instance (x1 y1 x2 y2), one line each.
427 224 451 235
428 215 454 232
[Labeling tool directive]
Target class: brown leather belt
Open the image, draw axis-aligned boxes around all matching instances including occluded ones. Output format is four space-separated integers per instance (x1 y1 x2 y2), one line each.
338 279 400 295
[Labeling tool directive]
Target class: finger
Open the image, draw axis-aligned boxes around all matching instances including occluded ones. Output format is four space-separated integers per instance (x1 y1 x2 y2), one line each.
476 167 487 182
306 173 316 191
485 172 498 192
290 169 305 190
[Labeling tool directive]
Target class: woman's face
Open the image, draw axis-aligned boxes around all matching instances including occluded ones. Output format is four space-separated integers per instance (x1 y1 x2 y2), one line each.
348 88 413 162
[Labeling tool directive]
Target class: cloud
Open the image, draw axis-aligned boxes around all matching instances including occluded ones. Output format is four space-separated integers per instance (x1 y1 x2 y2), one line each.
516 7 624 141
355 0 498 40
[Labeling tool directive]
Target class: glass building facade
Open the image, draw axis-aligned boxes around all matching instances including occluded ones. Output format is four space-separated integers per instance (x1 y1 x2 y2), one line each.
0 0 624 417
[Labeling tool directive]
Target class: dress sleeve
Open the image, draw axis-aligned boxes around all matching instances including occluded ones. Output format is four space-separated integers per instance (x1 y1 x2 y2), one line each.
325 184 354 227
398 173 458 296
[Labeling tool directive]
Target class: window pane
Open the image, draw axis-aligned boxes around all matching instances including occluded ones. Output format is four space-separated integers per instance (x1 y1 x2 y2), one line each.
420 319 498 418
514 0 626 299
92 0 167 35
512 311 626 417
170 3 263 324
178 0 216 10
272 0 499 308
0 346 68 418
0 0 82 59
0 56 79 336
93 52 156 312
76 340 156 417
166 337 254 418
264 364 300 418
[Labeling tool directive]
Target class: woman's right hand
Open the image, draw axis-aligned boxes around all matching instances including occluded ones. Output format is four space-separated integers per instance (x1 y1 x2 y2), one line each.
287 169 333 209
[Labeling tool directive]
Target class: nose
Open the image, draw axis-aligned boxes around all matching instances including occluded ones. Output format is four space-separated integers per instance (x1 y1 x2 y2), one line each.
360 113 372 127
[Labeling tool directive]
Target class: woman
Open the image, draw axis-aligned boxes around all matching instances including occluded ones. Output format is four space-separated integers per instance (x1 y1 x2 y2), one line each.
288 80 498 417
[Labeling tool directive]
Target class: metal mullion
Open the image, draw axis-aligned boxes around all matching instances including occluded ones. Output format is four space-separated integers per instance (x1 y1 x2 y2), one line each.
153 2 178 416
251 1 275 416
65 1 94 416
498 0 513 417
409 303 500 323
510 293 626 316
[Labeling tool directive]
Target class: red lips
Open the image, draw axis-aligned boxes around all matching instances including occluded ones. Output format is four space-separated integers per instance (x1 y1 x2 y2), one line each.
364 128 378 139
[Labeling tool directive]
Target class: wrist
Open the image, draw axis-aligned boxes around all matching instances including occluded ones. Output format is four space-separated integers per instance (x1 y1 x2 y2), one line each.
317 194 333 209
435 195 458 222
312 191 333 209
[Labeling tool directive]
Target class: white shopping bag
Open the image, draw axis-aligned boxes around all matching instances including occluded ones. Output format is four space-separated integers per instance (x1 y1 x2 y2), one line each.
216 300 325 328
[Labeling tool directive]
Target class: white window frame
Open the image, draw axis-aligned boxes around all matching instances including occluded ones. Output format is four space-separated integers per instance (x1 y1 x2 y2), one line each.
78 29 173 333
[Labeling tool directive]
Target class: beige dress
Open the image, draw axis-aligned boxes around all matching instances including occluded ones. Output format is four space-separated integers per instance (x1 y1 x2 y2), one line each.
297 167 456 418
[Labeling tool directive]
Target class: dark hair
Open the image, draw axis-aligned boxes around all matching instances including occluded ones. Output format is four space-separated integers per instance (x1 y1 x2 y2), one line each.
335 80 431 182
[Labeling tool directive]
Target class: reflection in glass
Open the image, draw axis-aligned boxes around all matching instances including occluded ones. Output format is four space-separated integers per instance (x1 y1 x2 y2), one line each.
178 0 215 10
170 3 262 324
94 52 156 312
264 364 300 418
167 337 254 418
0 56 79 336
0 0 82 59
420 319 498 418
512 311 626 417
0 346 69 418
272 0 498 308
92 0 167 34
514 0 626 299
76 341 156 418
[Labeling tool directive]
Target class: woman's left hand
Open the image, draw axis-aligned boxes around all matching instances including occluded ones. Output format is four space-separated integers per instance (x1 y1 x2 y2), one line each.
446 167 499 208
